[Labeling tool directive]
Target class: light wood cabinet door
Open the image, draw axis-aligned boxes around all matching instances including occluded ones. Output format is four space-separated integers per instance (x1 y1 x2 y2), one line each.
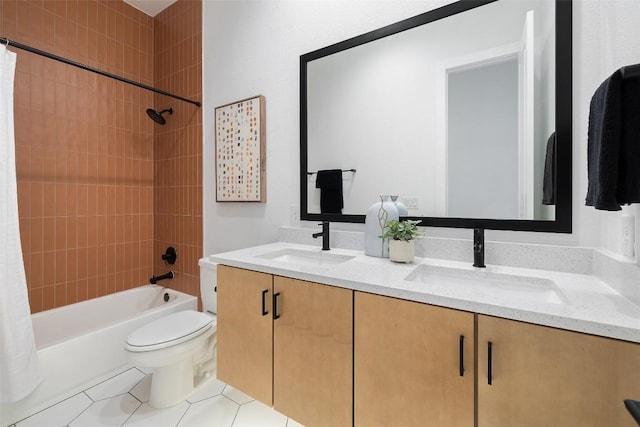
273 276 353 427
478 315 640 427
217 265 273 405
354 292 475 427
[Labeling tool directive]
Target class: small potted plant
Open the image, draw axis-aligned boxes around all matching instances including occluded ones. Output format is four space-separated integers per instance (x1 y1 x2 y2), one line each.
381 219 422 263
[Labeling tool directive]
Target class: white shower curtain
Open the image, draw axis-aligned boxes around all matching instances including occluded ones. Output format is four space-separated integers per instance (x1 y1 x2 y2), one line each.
0 44 42 403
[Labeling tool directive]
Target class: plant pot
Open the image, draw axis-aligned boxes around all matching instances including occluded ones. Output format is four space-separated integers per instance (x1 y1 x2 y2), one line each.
389 239 415 263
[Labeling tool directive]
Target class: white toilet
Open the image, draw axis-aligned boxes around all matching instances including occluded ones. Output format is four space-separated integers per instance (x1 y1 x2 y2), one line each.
125 259 218 408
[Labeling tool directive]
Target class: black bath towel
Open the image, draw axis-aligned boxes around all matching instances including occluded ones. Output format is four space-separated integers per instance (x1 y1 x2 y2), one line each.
315 169 343 214
586 68 640 210
542 132 556 205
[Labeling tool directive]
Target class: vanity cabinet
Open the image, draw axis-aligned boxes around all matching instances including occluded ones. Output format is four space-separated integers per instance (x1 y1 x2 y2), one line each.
477 314 640 427
217 265 353 427
217 265 273 404
219 265 640 427
354 291 475 427
273 275 352 427
354 293 640 427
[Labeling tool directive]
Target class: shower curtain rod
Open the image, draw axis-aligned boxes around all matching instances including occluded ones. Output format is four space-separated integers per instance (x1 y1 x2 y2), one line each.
1 37 201 107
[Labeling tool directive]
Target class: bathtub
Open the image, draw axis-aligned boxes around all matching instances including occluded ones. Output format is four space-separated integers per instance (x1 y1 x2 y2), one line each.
0 285 197 426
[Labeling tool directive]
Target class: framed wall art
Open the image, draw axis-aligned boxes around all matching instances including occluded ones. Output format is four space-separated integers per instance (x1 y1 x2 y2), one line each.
215 95 266 202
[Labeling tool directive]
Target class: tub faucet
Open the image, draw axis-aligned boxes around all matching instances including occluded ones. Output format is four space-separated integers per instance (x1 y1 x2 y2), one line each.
150 271 174 284
473 228 486 268
312 221 330 251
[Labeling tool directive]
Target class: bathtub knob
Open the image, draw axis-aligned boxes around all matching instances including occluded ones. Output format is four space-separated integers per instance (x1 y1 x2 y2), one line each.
162 247 177 265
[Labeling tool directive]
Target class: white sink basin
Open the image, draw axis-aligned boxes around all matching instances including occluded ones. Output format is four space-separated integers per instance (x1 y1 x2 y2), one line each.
255 248 355 267
405 264 568 305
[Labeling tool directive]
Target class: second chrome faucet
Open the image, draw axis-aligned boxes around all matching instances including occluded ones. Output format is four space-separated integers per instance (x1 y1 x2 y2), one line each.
313 221 330 250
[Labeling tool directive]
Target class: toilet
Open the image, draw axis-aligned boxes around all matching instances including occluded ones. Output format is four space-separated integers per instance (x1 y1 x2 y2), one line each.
124 259 218 408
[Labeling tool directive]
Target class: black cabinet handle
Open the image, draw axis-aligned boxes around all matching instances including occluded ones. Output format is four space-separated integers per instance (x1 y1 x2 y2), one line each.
261 289 269 316
273 292 281 320
459 335 465 377
488 341 493 385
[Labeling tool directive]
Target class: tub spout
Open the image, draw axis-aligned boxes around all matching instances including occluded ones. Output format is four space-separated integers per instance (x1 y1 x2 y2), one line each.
150 271 174 284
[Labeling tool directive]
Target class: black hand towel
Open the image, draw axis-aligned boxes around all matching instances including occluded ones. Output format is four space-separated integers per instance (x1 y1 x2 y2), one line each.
586 68 640 210
315 169 343 214
624 399 640 425
542 132 556 205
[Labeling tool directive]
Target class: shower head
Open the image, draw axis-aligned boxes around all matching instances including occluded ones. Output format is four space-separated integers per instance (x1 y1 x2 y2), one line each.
146 107 173 125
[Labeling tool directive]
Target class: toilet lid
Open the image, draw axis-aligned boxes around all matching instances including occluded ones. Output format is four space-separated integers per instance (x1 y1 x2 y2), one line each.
126 310 215 352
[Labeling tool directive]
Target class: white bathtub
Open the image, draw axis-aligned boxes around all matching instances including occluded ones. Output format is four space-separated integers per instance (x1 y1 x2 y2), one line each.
0 285 197 426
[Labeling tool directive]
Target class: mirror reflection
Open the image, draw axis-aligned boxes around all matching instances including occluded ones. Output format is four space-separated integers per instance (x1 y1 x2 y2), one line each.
305 0 557 221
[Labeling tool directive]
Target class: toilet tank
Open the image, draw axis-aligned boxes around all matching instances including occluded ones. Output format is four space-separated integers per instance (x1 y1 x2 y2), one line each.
198 257 217 314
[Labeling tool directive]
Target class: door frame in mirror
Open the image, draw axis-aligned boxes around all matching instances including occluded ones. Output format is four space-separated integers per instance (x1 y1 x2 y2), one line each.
300 0 572 233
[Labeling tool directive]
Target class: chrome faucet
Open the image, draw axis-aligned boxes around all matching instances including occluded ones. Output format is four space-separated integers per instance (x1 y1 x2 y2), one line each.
312 221 330 251
473 228 486 268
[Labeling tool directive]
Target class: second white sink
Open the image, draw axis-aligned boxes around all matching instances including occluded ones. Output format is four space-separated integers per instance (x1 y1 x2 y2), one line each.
255 248 355 267
405 264 568 305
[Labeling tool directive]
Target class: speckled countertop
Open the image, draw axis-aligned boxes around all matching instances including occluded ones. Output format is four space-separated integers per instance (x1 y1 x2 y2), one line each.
210 242 640 344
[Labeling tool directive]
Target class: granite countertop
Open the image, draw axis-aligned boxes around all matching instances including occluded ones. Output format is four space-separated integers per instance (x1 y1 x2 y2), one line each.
210 242 640 344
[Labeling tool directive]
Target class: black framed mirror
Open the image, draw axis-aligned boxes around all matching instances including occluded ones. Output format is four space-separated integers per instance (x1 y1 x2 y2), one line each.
300 0 572 232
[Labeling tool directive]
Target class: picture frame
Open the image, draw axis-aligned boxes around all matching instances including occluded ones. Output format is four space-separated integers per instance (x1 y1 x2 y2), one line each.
215 95 266 202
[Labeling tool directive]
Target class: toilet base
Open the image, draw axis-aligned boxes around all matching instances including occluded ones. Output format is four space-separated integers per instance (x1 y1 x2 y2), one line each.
125 311 217 409
149 360 194 408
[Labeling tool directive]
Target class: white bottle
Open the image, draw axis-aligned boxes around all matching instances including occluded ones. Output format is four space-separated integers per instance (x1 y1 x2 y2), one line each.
390 195 409 216
364 195 399 257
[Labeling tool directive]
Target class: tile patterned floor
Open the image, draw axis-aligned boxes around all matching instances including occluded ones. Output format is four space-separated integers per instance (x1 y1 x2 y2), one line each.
9 368 304 427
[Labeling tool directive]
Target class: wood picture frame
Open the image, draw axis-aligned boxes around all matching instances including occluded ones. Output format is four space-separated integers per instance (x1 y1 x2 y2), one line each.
215 95 266 202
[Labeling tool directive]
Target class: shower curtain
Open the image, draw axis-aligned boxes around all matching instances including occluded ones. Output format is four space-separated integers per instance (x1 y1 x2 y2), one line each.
0 44 42 403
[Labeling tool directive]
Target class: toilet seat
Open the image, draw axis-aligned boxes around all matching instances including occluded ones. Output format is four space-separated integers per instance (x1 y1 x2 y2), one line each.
126 310 216 352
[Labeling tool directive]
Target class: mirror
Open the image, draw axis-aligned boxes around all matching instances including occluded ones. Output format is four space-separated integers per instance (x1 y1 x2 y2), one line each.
300 0 572 232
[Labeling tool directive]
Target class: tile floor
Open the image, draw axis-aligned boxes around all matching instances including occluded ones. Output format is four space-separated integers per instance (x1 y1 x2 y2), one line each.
9 368 304 427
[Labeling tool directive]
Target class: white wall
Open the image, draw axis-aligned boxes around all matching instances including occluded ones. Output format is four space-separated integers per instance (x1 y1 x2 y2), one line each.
579 0 640 259
203 0 640 259
306 31 438 216
447 59 519 219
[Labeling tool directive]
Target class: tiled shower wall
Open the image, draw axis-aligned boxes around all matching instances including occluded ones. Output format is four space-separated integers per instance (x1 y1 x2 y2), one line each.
153 1 203 301
3 0 202 313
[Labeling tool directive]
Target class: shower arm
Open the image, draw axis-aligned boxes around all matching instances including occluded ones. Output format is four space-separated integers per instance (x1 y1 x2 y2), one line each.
0 37 201 107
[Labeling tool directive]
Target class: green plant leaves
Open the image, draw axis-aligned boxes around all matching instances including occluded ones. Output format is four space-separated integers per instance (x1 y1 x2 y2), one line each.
380 220 422 242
